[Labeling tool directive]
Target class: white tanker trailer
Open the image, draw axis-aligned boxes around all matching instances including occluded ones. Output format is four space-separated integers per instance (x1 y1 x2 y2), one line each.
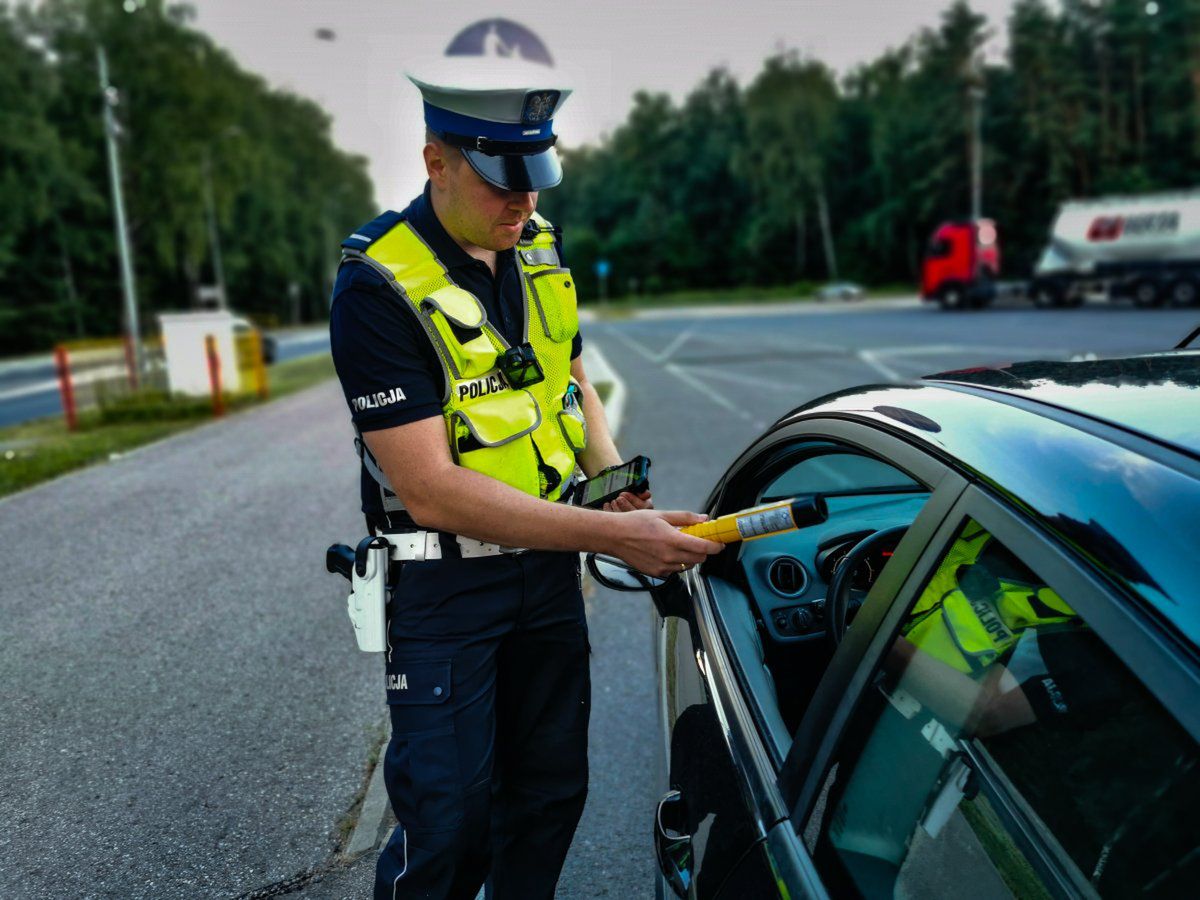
1030 189 1200 307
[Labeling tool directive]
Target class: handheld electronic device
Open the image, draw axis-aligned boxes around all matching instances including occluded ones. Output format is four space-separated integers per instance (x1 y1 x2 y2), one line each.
679 495 828 543
572 455 651 509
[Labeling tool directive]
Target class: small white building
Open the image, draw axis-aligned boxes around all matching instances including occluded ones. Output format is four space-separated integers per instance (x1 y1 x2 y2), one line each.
158 311 246 396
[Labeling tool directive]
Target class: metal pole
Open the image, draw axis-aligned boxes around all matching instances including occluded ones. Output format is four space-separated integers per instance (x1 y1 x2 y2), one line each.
970 85 984 221
97 45 143 378
202 149 228 309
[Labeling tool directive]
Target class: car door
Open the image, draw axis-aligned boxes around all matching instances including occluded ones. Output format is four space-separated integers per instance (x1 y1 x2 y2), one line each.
653 416 967 898
780 483 1200 898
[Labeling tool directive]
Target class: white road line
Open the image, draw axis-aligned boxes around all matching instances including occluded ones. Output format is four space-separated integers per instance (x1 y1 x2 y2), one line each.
684 365 803 393
856 350 903 381
655 325 696 363
578 295 921 323
663 362 763 427
868 344 1067 358
605 326 660 363
0 378 60 402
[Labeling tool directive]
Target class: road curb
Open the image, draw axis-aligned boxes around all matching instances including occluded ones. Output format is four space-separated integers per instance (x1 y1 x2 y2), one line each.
582 342 625 440
345 731 392 859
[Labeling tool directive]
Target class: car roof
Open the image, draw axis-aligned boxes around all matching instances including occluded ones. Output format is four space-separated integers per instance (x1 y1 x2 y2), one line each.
780 351 1200 649
923 351 1200 460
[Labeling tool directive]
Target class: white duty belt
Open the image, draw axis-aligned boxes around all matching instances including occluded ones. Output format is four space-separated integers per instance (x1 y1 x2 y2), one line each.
383 531 528 561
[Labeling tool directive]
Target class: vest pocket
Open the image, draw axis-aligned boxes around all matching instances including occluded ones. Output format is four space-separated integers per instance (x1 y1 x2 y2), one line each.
527 268 579 343
556 398 587 453
421 285 498 380
449 389 543 497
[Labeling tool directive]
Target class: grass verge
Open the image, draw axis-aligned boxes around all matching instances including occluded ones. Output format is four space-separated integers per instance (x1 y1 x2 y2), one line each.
0 353 337 499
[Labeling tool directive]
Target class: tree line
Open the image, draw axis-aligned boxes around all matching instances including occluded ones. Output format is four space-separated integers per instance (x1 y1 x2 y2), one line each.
540 0 1200 301
0 0 374 356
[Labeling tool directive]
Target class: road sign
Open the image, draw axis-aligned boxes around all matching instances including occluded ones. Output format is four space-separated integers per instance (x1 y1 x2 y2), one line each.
595 259 611 278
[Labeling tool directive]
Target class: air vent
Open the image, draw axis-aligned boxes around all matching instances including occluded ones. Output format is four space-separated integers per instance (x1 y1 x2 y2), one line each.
768 557 809 597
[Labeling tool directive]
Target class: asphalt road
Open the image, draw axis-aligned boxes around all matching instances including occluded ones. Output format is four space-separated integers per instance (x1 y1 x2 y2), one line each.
0 327 329 428
0 299 1193 898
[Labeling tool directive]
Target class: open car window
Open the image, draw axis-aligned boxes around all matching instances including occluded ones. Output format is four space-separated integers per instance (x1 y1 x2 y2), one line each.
759 450 921 502
801 516 1199 898
735 446 930 653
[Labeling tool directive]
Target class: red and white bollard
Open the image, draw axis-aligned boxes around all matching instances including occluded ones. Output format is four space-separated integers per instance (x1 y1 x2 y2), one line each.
54 345 78 432
205 334 224 417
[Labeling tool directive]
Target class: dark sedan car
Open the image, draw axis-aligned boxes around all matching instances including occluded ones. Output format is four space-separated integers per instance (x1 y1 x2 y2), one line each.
592 351 1200 899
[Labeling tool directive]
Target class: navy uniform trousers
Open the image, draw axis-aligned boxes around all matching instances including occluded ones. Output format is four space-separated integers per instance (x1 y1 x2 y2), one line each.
375 547 590 900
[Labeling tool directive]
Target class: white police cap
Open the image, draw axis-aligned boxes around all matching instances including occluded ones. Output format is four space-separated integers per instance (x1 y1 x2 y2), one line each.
406 57 572 192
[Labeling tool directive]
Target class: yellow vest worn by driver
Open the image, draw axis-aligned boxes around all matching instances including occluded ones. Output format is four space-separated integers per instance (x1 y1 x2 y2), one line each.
903 522 1077 674
341 211 587 515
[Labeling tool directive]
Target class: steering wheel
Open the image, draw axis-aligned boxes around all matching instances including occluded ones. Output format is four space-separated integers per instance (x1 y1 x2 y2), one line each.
826 525 909 647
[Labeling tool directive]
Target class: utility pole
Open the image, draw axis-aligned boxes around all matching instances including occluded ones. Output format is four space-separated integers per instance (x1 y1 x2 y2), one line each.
97 45 143 377
969 83 984 221
202 148 228 309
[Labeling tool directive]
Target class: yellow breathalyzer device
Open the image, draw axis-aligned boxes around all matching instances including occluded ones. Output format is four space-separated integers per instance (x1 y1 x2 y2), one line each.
680 495 828 544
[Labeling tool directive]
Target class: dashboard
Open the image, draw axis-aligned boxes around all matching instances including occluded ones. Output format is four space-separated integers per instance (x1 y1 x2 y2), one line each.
737 492 928 643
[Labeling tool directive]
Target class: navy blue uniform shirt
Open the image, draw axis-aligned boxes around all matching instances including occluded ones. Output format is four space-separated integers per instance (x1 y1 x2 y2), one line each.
330 182 581 521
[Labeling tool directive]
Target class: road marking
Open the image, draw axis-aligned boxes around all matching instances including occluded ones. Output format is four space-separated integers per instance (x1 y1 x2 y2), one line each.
604 326 661 363
684 365 804 393
578 295 921 323
655 325 696 363
0 378 59 402
663 362 763 427
856 349 903 381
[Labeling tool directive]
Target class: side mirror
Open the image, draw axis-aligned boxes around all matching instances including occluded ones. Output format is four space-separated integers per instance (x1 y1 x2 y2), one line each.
586 553 694 620
586 553 666 592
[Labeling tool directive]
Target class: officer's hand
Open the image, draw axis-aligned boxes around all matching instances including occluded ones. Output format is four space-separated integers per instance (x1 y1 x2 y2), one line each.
606 509 722 578
603 490 653 512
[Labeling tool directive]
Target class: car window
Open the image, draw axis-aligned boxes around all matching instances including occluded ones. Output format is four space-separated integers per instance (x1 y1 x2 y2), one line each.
803 517 1198 898
760 451 920 502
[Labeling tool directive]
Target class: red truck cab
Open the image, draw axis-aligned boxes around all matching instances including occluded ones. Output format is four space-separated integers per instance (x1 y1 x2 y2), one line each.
921 219 1000 309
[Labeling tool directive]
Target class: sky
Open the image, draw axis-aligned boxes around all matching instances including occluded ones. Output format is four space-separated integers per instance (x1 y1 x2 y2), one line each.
189 0 1021 208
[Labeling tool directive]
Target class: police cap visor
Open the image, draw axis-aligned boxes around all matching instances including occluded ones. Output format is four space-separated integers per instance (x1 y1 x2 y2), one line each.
461 146 562 192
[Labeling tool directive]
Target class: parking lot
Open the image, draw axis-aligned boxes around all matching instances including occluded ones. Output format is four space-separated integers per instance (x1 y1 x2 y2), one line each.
0 298 1193 898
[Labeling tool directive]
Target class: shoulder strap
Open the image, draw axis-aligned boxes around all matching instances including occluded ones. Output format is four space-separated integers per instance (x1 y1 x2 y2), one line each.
341 210 405 253
518 212 562 268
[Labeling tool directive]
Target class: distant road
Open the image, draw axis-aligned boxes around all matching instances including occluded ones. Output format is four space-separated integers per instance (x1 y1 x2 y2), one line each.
0 327 330 428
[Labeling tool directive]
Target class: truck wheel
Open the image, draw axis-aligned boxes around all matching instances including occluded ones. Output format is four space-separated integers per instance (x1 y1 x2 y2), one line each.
938 285 966 311
1169 279 1197 307
1131 279 1163 308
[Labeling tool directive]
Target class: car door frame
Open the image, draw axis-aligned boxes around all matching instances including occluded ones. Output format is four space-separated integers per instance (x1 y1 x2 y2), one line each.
778 477 1200 869
660 414 970 896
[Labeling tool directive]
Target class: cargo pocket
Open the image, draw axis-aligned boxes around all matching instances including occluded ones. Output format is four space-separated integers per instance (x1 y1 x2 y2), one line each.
556 405 587 453
449 389 543 497
421 285 499 381
385 659 462 831
526 268 579 343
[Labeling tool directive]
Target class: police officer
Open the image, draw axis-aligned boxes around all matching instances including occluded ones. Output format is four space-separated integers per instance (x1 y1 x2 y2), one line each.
329 62 721 899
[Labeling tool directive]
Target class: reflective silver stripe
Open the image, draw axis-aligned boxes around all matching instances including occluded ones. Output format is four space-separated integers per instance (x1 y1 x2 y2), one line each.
348 232 372 243
520 247 559 267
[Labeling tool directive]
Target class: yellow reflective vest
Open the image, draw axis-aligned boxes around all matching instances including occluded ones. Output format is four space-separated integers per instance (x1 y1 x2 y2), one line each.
903 521 1077 674
343 211 586 507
